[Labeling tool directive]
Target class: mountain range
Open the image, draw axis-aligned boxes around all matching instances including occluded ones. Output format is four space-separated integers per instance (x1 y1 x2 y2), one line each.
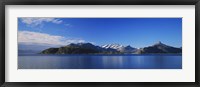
40 41 182 54
101 44 137 53
136 41 182 54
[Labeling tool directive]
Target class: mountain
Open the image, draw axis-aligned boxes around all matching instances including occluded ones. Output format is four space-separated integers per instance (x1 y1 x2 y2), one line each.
40 42 182 54
102 44 124 49
119 45 138 53
136 41 182 54
101 44 137 53
41 43 119 54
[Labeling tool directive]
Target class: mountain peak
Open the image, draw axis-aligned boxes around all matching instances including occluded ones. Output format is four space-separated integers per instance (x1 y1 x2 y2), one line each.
40 42 182 54
154 41 165 46
156 41 162 44
138 41 182 54
101 44 124 49
68 43 92 46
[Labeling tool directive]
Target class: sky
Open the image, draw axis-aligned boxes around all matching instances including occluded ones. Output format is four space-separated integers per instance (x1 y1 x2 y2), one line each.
18 18 182 48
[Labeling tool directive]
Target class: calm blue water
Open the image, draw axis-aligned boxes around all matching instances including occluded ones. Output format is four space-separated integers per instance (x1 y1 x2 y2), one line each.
18 54 182 69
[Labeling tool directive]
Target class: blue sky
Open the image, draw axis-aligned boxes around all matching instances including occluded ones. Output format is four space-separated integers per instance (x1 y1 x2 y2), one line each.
18 18 182 48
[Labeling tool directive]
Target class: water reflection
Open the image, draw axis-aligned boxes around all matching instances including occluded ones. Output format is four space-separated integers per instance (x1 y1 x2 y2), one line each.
18 54 182 69
101 56 124 69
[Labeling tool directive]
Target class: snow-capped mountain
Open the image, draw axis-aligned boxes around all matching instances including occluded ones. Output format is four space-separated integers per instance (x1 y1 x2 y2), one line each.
102 44 124 49
101 44 137 53
40 42 182 54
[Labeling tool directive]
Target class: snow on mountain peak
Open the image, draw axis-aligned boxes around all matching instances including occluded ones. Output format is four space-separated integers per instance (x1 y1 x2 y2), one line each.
101 44 124 49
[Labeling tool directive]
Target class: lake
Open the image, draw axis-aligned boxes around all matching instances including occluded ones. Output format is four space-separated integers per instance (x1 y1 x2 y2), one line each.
18 54 182 69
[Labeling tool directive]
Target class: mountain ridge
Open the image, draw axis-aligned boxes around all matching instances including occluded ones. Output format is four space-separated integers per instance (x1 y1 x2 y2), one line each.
136 41 182 54
101 44 137 53
40 42 182 54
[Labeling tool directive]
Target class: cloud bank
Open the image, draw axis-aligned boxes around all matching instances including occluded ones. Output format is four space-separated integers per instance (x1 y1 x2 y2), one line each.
20 18 63 27
18 31 85 46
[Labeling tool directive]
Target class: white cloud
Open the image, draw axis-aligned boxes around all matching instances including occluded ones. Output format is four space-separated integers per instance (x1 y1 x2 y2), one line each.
18 31 85 46
20 18 63 27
